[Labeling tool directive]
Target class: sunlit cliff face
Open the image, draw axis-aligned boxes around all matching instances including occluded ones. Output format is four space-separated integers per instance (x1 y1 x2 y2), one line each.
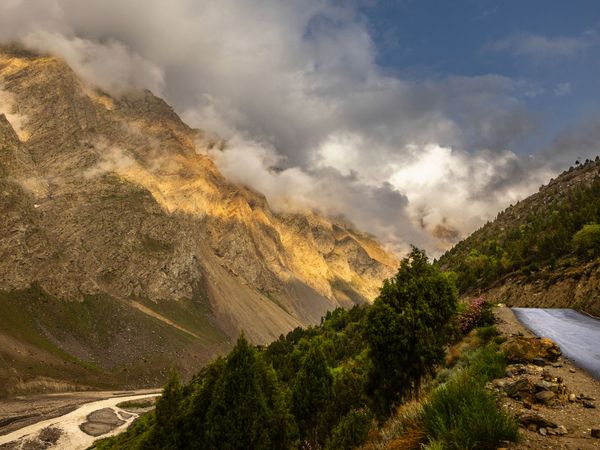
0 50 397 317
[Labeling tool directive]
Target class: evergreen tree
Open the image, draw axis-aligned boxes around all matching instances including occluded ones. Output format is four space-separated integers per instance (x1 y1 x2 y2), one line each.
365 247 457 416
150 373 183 449
205 335 296 450
291 342 333 446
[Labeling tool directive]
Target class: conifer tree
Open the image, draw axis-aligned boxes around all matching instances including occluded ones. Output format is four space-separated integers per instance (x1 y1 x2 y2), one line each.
291 342 333 446
365 247 457 416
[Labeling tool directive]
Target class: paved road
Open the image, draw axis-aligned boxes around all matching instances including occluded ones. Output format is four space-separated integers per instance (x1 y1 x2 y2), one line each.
513 308 600 380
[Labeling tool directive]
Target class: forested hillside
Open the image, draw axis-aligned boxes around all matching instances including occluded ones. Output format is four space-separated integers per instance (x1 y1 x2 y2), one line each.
95 249 516 450
438 159 600 315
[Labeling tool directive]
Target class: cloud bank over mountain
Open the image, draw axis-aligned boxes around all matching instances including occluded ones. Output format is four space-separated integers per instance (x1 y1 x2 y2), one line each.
0 0 590 254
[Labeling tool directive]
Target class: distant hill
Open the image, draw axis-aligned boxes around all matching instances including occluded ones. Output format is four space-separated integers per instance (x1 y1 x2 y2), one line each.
439 158 600 316
0 46 396 396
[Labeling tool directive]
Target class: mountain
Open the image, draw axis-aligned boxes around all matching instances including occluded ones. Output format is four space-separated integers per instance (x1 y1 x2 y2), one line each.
0 46 397 396
439 158 600 316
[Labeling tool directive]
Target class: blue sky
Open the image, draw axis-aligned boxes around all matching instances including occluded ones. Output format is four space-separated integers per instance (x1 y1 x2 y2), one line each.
362 0 600 156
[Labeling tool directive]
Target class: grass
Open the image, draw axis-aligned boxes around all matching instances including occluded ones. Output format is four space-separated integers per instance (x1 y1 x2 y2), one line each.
94 412 156 449
423 373 518 450
117 399 156 409
361 326 519 450
422 338 518 450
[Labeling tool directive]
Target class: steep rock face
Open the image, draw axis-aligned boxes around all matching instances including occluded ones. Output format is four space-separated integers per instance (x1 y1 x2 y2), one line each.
0 47 397 392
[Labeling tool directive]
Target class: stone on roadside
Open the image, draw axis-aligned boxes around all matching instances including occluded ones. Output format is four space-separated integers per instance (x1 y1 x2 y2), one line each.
535 390 556 404
568 393 577 402
504 378 532 398
539 427 547 436
583 400 596 408
519 413 557 429
556 425 568 436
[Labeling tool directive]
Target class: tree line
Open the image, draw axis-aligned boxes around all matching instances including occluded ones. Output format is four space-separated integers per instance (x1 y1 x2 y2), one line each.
96 248 459 450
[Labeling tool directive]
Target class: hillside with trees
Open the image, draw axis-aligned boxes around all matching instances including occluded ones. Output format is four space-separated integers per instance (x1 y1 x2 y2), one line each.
438 158 600 316
94 249 516 450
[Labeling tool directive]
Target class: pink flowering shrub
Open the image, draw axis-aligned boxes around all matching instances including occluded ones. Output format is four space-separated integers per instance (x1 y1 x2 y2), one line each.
457 297 494 335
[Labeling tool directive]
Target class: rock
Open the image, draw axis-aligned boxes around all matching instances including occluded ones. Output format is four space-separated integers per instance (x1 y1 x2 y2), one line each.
583 400 596 408
556 425 568 436
535 390 556 404
591 428 600 438
534 380 552 392
532 357 546 366
539 427 547 436
568 393 577 402
504 378 532 397
569 368 576 373
519 413 558 429
502 336 561 364
527 423 537 432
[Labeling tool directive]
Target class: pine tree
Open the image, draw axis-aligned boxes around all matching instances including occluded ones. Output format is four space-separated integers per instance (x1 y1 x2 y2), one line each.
291 342 333 446
150 373 183 449
205 335 296 450
365 247 457 416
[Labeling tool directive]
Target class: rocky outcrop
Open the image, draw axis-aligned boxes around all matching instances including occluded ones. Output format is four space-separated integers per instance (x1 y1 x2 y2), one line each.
478 260 600 317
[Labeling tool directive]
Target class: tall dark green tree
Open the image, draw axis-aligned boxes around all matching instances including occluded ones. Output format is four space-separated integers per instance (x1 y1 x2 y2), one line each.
150 373 183 449
205 335 297 450
291 342 333 446
365 247 457 416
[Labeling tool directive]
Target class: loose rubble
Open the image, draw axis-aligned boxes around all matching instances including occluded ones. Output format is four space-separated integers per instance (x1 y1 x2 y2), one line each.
488 334 600 446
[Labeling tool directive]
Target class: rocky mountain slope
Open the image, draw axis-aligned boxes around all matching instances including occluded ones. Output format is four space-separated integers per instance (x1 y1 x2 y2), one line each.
0 46 397 395
439 159 600 316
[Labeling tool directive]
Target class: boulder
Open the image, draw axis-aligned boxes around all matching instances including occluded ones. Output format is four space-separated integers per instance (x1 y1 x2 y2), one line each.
519 413 558 429
535 390 556 404
504 378 532 398
501 336 561 364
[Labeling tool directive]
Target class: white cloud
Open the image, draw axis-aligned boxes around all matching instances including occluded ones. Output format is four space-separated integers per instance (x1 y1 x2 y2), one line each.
488 31 594 60
554 82 572 97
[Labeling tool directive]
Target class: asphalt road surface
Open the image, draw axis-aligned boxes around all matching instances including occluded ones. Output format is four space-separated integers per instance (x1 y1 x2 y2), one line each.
513 308 600 380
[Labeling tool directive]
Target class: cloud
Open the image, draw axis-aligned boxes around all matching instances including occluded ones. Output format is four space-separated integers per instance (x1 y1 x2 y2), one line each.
553 82 572 97
543 116 600 168
0 0 566 256
487 31 595 60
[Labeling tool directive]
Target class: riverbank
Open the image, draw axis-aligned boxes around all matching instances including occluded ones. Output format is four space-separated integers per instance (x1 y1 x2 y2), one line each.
0 390 160 449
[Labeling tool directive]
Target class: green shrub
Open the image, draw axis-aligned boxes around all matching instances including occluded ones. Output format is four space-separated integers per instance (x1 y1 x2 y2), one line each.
476 325 499 343
325 409 372 450
572 223 600 259
423 374 518 450
465 344 506 382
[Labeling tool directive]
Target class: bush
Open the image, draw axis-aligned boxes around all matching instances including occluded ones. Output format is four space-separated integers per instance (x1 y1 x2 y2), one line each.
325 409 372 450
464 344 506 382
457 298 494 335
423 373 518 450
572 223 600 259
